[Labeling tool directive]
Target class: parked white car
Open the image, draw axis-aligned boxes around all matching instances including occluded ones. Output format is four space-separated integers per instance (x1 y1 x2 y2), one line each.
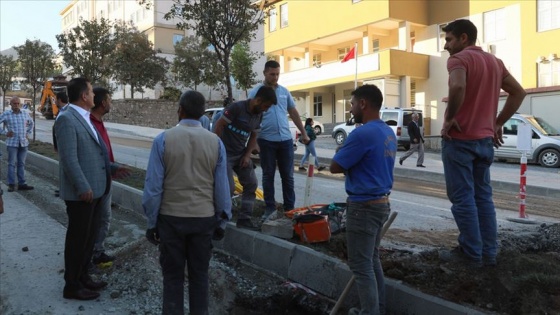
495 113 560 168
331 107 423 149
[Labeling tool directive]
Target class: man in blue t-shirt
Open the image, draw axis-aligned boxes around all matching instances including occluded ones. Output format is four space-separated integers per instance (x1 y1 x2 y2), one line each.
330 84 397 315
248 60 309 220
214 86 277 230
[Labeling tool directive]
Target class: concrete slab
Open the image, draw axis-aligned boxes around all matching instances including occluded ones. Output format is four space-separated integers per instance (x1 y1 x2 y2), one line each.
252 233 296 278
222 225 257 263
288 245 343 297
261 218 294 239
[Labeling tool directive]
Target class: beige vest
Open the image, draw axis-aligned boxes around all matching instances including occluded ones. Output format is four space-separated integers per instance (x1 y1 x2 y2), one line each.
159 124 219 218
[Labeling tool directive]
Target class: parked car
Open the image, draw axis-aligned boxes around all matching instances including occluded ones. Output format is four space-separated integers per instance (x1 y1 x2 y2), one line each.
495 113 560 168
331 107 423 149
203 107 224 130
312 120 325 135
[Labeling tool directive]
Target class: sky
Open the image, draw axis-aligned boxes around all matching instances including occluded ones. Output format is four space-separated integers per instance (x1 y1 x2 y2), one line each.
0 0 69 52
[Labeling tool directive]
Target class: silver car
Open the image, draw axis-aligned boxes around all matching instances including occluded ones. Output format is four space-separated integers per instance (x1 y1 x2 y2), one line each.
495 114 560 168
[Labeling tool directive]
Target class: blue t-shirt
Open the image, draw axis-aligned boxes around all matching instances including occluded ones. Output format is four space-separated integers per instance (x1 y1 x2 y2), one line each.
333 120 397 202
248 83 295 142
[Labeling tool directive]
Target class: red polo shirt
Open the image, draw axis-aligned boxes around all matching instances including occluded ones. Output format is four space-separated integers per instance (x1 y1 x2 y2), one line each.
90 114 115 163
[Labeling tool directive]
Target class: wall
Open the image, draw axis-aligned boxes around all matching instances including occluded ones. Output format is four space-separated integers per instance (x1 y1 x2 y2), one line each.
104 99 221 129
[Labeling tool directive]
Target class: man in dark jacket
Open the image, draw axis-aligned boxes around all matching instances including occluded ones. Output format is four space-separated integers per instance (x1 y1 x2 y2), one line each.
398 113 425 167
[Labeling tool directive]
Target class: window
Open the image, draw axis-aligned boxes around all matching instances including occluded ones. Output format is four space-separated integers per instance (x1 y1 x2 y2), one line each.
410 81 416 106
484 8 506 42
313 95 323 117
173 34 184 46
338 47 351 61
438 23 448 52
312 54 321 67
280 4 288 28
269 8 277 32
538 58 560 87
63 12 74 26
372 39 379 53
503 119 522 135
538 0 560 32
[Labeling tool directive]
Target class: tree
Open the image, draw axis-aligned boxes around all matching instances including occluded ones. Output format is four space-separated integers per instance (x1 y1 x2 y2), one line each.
230 41 260 96
56 17 115 84
0 55 18 111
14 40 55 141
158 0 265 101
172 36 224 93
112 22 168 98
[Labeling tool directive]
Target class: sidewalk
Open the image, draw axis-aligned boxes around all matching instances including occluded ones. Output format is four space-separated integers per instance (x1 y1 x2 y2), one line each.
0 187 111 314
104 121 560 198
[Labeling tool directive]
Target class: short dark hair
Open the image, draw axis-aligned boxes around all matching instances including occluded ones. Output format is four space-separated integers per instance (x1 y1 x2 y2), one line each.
351 84 383 110
56 91 68 104
442 19 477 44
254 86 277 104
264 60 280 71
93 87 110 110
67 77 90 103
179 90 206 119
305 118 313 127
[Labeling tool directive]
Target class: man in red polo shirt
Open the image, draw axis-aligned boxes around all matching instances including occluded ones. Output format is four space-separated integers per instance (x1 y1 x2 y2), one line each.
440 19 526 268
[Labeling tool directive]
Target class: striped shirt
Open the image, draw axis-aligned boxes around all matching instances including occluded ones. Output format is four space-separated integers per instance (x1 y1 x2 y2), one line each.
0 109 33 147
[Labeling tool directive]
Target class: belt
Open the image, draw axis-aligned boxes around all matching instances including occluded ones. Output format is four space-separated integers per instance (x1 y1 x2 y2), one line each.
365 196 390 204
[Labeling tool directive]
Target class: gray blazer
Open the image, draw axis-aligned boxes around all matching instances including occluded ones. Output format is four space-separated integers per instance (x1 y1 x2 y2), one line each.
55 106 111 201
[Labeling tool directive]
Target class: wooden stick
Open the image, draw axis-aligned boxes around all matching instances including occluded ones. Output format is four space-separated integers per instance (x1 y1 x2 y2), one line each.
329 211 398 315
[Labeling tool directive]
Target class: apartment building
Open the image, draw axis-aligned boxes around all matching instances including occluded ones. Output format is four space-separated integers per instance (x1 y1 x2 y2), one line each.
60 0 265 101
258 0 560 135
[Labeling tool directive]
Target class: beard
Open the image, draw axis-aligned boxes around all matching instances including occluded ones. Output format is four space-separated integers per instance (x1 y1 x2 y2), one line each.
354 113 363 124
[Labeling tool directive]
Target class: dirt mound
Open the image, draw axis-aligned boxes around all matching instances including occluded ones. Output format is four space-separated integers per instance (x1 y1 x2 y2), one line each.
301 223 560 315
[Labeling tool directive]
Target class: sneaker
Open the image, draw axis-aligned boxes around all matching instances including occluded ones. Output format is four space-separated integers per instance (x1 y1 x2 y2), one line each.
236 219 260 231
7 185 15 192
92 252 115 267
318 166 326 171
298 166 306 171
417 165 426 168
348 307 360 315
399 159 403 166
438 246 482 268
17 184 34 191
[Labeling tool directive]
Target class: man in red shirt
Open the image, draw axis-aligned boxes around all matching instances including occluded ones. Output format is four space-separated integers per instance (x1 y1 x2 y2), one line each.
441 19 526 267
90 87 117 267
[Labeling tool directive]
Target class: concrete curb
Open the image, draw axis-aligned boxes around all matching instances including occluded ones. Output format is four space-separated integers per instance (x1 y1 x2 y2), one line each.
16 147 486 314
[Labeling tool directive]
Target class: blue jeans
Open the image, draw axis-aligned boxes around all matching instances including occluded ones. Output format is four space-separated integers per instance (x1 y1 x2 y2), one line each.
93 189 112 255
300 140 319 168
257 139 295 214
441 138 497 262
346 201 390 315
7 145 28 186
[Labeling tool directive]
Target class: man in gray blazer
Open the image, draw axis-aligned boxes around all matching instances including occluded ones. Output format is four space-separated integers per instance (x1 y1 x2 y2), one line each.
55 77 128 301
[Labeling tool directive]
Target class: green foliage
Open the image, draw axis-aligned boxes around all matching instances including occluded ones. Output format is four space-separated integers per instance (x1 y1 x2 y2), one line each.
56 18 115 84
172 36 223 92
162 0 265 101
14 40 56 141
0 55 18 106
112 22 169 98
231 42 260 94
160 86 181 101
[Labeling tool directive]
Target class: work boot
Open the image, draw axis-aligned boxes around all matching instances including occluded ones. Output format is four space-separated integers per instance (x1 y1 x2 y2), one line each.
236 219 260 231
7 185 15 192
438 246 482 268
17 184 34 191
92 252 115 268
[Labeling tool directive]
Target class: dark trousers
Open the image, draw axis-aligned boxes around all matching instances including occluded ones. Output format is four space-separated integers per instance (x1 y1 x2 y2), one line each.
257 138 295 213
63 198 102 291
158 214 216 315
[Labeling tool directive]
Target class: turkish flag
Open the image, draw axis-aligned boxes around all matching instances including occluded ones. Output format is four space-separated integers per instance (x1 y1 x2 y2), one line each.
341 47 356 63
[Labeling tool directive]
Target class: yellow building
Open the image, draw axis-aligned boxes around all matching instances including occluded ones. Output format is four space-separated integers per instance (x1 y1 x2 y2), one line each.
257 0 560 135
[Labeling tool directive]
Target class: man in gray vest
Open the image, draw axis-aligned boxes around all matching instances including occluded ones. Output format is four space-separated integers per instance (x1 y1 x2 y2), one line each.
142 90 231 315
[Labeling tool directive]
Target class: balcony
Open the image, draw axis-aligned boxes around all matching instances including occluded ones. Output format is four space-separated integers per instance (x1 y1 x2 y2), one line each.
279 49 429 91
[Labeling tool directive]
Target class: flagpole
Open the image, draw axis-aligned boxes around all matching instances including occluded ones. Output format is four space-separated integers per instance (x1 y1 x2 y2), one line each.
354 42 358 89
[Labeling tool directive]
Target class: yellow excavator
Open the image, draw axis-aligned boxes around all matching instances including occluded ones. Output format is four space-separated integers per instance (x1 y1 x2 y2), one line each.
38 75 68 119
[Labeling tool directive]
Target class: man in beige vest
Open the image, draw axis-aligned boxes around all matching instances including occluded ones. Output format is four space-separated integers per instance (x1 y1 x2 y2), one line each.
142 90 231 315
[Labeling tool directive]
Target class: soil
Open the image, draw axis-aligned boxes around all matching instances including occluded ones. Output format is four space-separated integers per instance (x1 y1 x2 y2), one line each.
22 140 560 314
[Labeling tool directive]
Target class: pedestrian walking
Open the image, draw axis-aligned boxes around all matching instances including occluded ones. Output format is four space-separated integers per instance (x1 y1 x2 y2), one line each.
299 118 325 171
398 113 425 167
